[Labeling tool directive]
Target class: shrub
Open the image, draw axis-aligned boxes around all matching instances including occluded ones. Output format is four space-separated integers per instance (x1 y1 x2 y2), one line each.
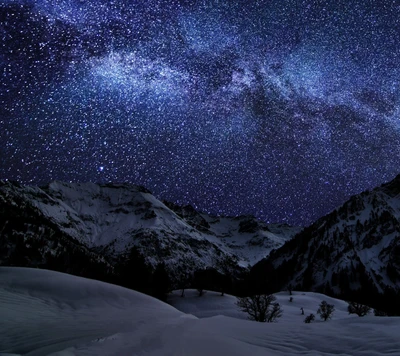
304 313 315 323
347 301 371 317
317 300 335 321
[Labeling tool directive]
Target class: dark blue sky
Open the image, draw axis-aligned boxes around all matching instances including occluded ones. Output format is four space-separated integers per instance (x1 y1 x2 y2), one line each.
2 0 400 225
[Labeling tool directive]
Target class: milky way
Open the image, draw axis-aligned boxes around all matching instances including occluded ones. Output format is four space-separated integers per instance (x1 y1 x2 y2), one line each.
2 0 400 225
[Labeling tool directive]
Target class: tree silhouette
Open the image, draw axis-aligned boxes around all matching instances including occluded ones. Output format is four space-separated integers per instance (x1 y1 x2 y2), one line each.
152 262 171 301
236 294 283 322
317 300 335 321
347 301 371 317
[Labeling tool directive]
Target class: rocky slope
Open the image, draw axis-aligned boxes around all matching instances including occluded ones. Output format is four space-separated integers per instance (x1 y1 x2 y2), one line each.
253 174 400 313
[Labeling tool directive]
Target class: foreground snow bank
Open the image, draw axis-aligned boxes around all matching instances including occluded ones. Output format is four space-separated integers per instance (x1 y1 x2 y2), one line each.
0 267 189 355
1 268 400 355
169 289 400 355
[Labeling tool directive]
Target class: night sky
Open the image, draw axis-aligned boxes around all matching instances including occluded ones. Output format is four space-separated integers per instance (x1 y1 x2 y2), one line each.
2 0 400 225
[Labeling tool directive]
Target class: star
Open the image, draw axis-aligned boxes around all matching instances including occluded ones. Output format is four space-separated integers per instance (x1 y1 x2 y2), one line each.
2 0 400 225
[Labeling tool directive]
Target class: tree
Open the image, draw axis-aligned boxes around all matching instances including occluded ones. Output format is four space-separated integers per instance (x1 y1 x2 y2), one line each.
374 309 388 317
118 246 152 293
193 269 208 296
152 262 171 301
267 301 283 322
347 301 371 317
212 256 235 296
192 267 231 296
236 294 283 322
304 313 315 323
178 272 192 298
317 300 335 321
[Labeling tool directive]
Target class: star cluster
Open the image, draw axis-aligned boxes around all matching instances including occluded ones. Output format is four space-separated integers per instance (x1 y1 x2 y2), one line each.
1 0 400 225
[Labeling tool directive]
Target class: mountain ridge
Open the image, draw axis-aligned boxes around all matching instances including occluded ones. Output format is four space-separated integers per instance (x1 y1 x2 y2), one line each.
251 173 400 313
0 180 299 287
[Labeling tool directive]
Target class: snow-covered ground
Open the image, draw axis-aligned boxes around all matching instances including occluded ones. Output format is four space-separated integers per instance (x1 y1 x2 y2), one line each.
1 267 400 355
168 289 353 321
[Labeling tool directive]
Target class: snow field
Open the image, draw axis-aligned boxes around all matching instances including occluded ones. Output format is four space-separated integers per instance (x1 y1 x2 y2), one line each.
1 267 400 355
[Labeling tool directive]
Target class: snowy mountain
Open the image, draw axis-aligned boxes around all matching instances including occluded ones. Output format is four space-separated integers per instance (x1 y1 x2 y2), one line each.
0 180 298 286
253 174 400 314
2 267 399 355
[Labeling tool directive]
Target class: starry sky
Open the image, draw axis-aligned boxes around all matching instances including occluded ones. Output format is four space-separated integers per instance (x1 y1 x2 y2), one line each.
2 0 400 225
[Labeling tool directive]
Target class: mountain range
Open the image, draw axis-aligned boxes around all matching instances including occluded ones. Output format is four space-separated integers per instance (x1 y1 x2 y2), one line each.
0 180 298 286
1 175 399 313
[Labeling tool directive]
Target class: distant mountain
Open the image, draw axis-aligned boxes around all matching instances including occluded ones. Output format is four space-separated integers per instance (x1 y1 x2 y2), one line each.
253 174 400 314
0 180 299 288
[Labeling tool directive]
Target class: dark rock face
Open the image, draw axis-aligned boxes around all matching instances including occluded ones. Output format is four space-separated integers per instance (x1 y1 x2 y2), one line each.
238 217 259 233
163 201 211 232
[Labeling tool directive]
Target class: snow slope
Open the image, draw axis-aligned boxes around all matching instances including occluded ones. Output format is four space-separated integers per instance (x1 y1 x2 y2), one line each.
1 267 400 355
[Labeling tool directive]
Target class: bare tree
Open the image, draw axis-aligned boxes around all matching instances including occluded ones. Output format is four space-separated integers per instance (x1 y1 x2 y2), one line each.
347 301 371 317
236 294 283 322
179 273 192 298
317 300 335 321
